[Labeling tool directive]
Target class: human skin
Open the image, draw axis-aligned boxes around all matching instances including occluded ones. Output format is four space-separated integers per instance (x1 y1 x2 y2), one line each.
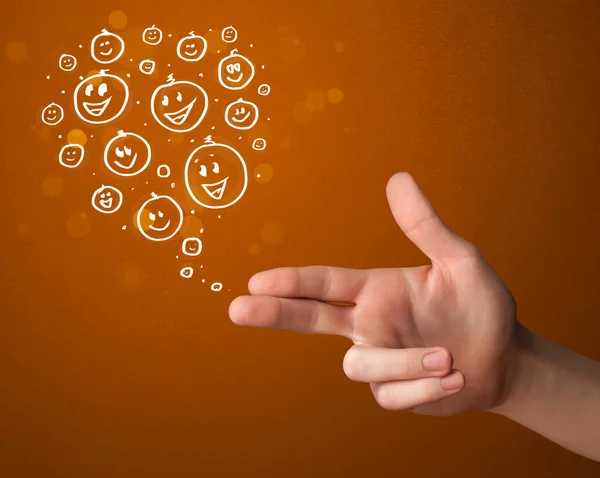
229 172 600 462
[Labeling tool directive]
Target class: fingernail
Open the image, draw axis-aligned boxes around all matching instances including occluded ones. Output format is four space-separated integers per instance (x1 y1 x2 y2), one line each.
441 371 464 391
422 349 449 371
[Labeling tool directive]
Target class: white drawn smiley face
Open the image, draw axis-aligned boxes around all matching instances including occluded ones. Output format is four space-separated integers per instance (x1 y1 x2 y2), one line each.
177 32 207 62
41 103 64 126
59 143 85 168
136 194 184 242
104 131 152 177
91 185 123 214
224 98 259 130
142 25 163 45
150 76 208 132
218 49 255 90
59 54 77 71
221 26 238 43
91 29 125 64
74 71 129 125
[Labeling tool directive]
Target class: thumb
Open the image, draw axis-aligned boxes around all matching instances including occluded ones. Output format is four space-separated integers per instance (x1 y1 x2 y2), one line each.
386 172 476 264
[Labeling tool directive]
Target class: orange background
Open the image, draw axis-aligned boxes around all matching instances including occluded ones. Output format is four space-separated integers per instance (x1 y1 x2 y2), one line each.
2 0 600 476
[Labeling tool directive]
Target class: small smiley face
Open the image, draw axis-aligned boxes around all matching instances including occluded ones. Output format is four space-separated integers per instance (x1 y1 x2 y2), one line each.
258 83 271 96
91 185 123 214
252 138 267 151
221 26 238 43
136 194 184 242
177 32 207 62
104 131 152 177
139 59 156 75
180 267 194 279
41 103 64 126
59 143 85 168
225 98 259 130
59 54 77 71
182 237 202 256
142 25 163 45
218 49 255 90
91 29 125 64
73 71 129 125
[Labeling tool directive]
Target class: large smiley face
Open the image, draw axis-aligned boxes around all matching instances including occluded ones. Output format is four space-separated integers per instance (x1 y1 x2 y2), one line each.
91 29 125 64
59 54 77 71
74 71 129 125
218 49 255 90
221 26 238 43
177 32 207 62
139 59 156 75
91 185 123 214
104 131 151 177
142 25 163 45
184 137 248 209
136 193 183 242
41 103 64 126
224 98 259 130
150 75 208 132
59 143 85 168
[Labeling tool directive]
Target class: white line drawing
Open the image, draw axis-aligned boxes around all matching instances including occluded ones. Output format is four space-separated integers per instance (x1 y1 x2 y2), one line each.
221 26 238 43
176 32 207 62
136 193 183 242
59 54 77 71
139 59 156 75
157 164 170 178
91 29 125 64
41 103 64 126
180 267 193 278
211 282 223 291
142 25 163 45
224 98 259 130
91 185 123 214
257 83 270 96
150 74 208 132
218 49 255 90
104 130 152 177
182 237 202 256
73 70 129 125
59 143 85 168
252 138 266 150
184 135 248 210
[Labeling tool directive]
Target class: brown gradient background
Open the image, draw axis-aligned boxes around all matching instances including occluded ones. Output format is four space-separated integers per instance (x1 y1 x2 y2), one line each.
2 0 600 476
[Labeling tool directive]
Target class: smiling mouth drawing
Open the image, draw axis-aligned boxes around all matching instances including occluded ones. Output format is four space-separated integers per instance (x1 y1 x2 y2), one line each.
83 97 112 117
99 198 113 209
113 153 138 170
226 73 244 83
201 177 228 200
231 112 251 123
46 114 57 121
184 50 198 56
163 97 197 125
149 220 171 232
99 49 114 56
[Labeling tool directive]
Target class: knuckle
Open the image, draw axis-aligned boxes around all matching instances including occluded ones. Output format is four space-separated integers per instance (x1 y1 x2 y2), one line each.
343 347 367 381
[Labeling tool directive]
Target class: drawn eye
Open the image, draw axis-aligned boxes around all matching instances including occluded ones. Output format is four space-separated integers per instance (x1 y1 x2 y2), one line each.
149 212 156 221
239 107 246 115
98 82 108 97
212 162 219 174
199 165 207 177
162 95 169 106
105 40 110 46
100 193 105 198
234 63 241 72
85 84 94 96
226 64 235 74
158 211 164 218
115 147 124 158
124 146 132 155
106 191 112 197
177 92 183 102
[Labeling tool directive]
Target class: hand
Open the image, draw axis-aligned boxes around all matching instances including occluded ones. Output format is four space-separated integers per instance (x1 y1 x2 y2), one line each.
229 173 519 416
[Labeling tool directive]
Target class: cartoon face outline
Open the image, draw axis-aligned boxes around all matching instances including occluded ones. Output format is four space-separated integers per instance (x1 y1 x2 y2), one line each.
176 32 207 62
59 54 77 71
258 83 271 96
136 194 184 242
157 164 170 178
225 98 259 130
59 143 85 168
182 237 202 256
184 139 248 210
150 77 209 133
252 138 267 151
180 267 194 279
211 282 223 292
104 131 152 177
142 25 163 45
139 59 156 75
221 26 238 43
41 103 64 126
218 49 255 90
91 29 125 64
73 71 129 125
91 185 123 214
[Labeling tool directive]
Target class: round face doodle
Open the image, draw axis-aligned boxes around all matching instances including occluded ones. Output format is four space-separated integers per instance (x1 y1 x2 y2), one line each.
91 185 123 214
252 138 266 151
180 267 194 279
73 71 129 125
225 98 259 130
59 54 77 71
41 103 64 126
221 26 238 43
91 29 125 64
182 237 202 256
139 59 156 75
104 131 151 177
177 32 207 62
218 49 255 90
59 143 85 168
258 83 271 96
136 193 183 242
150 75 208 133
142 25 163 45
184 138 248 209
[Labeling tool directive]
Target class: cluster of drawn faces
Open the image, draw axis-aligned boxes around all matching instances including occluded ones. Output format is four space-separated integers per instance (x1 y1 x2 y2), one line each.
41 25 270 269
